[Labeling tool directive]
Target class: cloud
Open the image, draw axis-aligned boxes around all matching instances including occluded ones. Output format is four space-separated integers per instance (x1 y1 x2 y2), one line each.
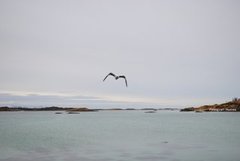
0 92 104 107
0 91 230 109
0 91 161 108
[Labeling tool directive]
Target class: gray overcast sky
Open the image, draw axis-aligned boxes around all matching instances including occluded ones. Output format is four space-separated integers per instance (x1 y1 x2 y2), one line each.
0 0 240 108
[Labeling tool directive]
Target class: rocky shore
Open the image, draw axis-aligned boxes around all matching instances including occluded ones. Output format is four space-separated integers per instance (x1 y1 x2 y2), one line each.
181 98 240 112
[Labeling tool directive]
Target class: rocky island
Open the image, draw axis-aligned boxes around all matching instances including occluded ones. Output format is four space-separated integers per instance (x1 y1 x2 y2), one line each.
181 98 240 112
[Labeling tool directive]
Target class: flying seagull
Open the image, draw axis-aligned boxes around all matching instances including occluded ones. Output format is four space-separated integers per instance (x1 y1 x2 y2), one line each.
103 73 128 87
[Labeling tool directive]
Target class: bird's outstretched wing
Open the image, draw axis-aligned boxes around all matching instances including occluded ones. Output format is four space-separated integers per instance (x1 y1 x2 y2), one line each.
118 75 128 87
103 73 116 81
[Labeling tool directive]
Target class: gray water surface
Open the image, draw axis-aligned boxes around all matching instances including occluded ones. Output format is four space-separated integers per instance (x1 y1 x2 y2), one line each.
0 111 240 161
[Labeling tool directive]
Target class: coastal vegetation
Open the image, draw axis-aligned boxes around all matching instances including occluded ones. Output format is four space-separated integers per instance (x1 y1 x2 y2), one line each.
181 98 240 112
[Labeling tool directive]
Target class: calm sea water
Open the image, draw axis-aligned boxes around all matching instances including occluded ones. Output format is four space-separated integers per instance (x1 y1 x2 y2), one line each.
0 111 240 161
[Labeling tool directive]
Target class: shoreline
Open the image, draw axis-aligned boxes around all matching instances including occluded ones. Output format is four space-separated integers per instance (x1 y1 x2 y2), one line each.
181 98 240 112
0 106 179 112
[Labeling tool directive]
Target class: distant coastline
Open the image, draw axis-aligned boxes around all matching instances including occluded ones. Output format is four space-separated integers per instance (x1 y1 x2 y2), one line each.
0 106 98 112
0 106 179 112
181 98 240 112
2 98 240 113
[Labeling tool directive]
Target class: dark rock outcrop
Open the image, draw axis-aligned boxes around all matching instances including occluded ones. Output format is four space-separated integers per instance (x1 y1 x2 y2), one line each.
180 107 195 112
